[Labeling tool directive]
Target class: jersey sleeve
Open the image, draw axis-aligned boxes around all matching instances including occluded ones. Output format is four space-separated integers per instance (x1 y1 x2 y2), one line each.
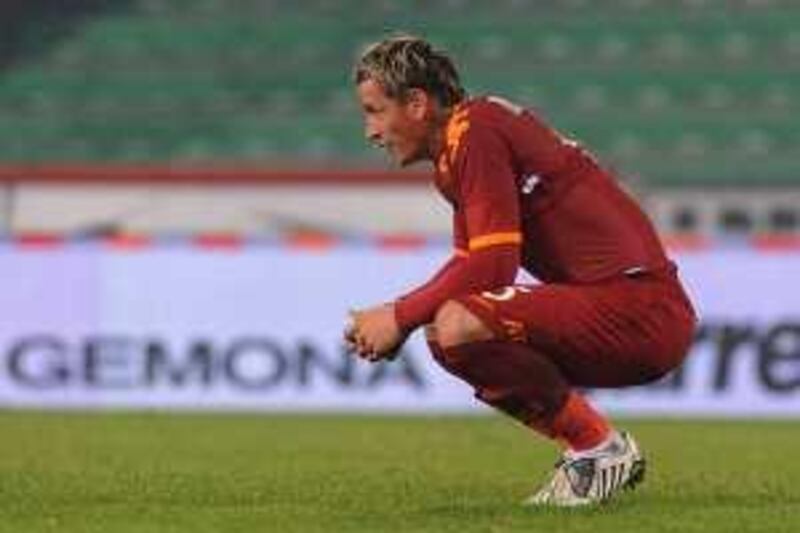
456 123 522 253
393 120 522 332
393 246 519 332
452 210 469 258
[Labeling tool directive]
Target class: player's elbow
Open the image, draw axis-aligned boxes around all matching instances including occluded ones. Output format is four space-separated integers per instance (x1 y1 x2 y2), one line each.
496 248 520 284
478 245 520 287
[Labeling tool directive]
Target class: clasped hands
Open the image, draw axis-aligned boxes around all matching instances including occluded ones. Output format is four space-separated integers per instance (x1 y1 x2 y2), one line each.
344 303 405 362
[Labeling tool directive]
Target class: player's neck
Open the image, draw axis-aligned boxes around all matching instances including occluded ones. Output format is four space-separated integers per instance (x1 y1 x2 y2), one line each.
427 105 455 163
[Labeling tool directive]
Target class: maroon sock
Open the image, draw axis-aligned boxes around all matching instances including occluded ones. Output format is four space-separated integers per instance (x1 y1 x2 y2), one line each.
430 340 570 430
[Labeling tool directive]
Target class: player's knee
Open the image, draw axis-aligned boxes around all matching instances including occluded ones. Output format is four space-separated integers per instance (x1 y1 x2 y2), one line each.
434 300 494 349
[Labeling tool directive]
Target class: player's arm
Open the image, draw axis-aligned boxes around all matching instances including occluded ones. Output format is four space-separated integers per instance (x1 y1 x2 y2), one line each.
394 246 519 332
394 212 469 308
394 123 522 332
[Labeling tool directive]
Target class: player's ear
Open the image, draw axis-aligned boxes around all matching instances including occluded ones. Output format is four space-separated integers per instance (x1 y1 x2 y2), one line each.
404 88 430 120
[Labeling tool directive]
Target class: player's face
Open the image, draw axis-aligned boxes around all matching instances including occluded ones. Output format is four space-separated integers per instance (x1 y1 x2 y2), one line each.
357 79 432 166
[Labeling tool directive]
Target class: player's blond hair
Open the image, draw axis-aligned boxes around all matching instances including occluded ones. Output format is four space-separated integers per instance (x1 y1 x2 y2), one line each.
354 34 466 107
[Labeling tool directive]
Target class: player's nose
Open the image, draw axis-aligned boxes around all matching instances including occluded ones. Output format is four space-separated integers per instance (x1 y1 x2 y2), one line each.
364 122 382 146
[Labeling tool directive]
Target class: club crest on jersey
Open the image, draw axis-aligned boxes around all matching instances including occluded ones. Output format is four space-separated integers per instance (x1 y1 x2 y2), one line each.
521 173 541 195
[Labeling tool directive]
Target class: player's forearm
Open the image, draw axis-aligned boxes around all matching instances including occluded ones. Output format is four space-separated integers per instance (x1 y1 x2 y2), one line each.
394 246 519 332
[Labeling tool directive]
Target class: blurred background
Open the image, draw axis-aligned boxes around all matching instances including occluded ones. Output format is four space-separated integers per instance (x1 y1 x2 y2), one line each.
0 0 798 414
0 0 797 237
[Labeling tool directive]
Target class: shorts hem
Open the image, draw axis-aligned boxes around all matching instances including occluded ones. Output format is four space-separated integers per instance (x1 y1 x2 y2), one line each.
454 294 512 342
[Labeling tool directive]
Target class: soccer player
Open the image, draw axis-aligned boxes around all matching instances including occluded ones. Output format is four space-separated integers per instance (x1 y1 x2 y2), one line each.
345 35 696 506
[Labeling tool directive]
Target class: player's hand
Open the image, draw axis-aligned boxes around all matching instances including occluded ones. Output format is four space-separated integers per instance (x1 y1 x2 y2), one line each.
344 303 404 362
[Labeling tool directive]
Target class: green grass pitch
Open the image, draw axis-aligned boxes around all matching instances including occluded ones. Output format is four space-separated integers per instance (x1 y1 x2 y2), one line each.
0 412 797 532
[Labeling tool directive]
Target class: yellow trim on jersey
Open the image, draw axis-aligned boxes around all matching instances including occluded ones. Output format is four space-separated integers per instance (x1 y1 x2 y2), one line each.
445 109 469 153
468 232 523 251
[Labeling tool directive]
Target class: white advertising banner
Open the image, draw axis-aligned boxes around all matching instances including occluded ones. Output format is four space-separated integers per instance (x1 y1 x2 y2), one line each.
0 244 798 416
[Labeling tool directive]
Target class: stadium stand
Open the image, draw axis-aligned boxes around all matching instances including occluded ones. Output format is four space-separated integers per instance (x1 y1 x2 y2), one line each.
0 0 798 236
0 0 797 188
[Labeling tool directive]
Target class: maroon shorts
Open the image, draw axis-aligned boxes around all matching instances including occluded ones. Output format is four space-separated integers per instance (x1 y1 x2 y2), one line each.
456 269 697 388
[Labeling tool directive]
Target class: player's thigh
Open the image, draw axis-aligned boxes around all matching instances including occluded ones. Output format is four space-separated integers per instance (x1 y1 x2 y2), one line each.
455 283 669 387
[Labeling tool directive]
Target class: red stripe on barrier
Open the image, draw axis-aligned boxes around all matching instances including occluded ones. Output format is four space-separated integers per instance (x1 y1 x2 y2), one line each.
0 165 430 186
751 234 800 250
193 233 244 249
374 234 428 250
15 232 65 248
284 233 338 250
103 233 152 250
2 232 799 251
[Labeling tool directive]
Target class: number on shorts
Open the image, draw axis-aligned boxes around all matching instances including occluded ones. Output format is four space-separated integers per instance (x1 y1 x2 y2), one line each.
481 285 531 302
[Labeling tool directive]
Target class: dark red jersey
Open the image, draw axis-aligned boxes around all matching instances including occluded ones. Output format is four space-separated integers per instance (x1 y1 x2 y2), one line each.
394 96 671 332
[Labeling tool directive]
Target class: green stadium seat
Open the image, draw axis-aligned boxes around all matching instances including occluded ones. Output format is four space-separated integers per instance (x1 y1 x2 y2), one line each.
785 31 800 56
636 85 672 112
737 129 773 157
573 85 609 112
720 32 755 62
596 34 632 62
762 84 791 109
